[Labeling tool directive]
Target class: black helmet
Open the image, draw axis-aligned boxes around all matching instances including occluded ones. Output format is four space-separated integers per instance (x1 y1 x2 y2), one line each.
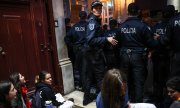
91 1 103 9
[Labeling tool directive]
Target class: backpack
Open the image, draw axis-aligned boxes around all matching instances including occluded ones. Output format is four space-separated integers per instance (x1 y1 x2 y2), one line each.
31 87 46 108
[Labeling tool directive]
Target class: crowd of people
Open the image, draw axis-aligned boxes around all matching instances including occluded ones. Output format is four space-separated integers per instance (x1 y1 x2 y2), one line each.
64 0 180 108
1 0 180 108
0 71 74 108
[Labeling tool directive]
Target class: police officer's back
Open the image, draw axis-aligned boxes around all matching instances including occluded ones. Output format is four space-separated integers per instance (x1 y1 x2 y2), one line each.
117 3 158 103
64 11 88 89
64 11 87 50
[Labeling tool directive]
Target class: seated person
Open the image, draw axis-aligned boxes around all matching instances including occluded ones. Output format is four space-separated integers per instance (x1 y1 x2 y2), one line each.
0 80 17 108
9 72 30 108
96 68 129 108
35 71 74 107
96 68 156 108
166 76 180 108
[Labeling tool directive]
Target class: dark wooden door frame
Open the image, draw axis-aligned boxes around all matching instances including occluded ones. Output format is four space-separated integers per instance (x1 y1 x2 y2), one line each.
43 0 64 93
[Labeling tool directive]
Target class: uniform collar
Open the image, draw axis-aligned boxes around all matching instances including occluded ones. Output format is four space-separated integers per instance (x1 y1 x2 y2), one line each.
91 14 99 20
127 16 139 20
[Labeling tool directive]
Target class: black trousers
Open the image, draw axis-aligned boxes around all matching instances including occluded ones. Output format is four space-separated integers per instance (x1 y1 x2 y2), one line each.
83 48 106 100
73 46 85 87
152 54 170 102
170 52 180 78
120 51 147 103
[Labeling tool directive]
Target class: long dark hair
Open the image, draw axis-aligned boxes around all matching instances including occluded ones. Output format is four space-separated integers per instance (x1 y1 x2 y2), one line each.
101 68 126 108
0 80 12 107
9 72 20 90
38 70 49 83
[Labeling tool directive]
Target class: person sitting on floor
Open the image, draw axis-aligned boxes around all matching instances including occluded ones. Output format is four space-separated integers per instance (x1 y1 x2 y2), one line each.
96 68 129 108
0 80 17 108
35 71 74 107
96 68 157 108
166 76 180 108
9 72 30 108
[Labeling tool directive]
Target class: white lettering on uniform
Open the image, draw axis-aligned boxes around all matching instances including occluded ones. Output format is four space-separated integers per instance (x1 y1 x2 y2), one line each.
75 27 85 31
156 29 165 35
121 28 136 34
174 20 180 26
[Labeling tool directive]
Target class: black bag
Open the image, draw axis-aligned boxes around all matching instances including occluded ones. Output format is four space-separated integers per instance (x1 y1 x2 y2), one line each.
30 87 46 108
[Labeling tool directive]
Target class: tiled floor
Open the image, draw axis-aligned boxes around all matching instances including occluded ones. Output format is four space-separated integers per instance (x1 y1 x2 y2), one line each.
64 91 96 108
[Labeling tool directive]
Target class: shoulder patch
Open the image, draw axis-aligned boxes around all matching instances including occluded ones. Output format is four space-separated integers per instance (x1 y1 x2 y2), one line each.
89 23 95 30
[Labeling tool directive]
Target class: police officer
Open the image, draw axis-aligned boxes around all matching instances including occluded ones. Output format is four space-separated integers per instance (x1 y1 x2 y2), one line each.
117 3 158 102
83 1 118 105
103 19 120 69
159 7 180 78
64 11 88 89
151 5 175 105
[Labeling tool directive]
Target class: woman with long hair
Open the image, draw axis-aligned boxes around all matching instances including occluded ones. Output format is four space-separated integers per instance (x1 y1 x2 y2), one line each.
96 68 157 108
0 80 17 108
9 72 30 108
96 68 129 108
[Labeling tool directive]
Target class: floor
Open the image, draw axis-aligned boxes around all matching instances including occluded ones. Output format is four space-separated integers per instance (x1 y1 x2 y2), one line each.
64 91 96 108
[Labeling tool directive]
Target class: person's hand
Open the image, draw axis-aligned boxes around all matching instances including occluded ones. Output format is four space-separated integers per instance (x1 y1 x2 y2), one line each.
127 101 131 108
154 33 160 40
107 36 118 45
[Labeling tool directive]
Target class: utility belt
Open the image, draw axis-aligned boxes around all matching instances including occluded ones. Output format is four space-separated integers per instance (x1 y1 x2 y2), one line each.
120 48 147 59
120 47 147 54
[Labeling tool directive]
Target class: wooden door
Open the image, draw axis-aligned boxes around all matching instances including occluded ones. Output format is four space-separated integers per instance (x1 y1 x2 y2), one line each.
0 4 38 84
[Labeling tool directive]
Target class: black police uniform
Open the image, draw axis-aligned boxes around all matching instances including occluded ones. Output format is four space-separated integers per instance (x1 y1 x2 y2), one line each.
103 28 120 69
117 16 158 102
151 20 170 102
64 19 88 88
83 14 107 104
161 13 180 77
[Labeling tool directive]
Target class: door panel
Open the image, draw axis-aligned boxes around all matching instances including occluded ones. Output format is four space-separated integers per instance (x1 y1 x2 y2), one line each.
0 4 38 87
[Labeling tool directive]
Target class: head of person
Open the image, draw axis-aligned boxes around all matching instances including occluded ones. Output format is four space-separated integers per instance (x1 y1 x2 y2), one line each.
79 11 87 20
91 0 103 17
38 71 52 86
163 5 175 19
109 19 118 29
128 2 139 16
101 68 127 108
102 24 108 30
166 76 180 100
9 72 26 90
0 80 17 104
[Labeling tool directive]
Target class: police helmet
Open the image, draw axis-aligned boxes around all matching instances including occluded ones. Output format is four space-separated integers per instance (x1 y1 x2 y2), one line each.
128 3 139 15
79 11 87 18
91 1 103 10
